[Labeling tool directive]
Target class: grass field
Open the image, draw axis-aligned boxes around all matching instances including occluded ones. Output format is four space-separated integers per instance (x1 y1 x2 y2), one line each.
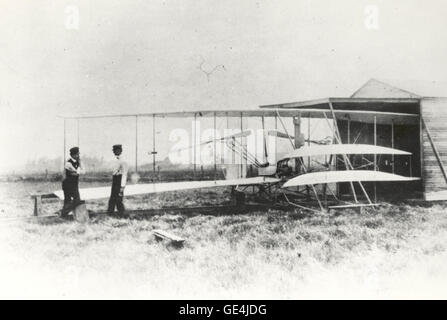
1 181 447 299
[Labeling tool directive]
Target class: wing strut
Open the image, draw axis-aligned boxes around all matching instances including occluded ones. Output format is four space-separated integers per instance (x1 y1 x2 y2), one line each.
327 103 372 205
275 109 295 149
275 109 325 211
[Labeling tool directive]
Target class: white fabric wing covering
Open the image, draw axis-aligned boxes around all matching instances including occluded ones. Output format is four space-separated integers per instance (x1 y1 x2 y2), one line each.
284 144 411 159
53 177 281 200
282 170 419 188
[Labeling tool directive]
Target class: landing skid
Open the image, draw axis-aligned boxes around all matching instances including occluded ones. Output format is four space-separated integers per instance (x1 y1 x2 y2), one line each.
278 189 378 213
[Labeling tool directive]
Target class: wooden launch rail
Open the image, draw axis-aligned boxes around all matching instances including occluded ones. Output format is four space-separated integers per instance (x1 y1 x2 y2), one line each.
29 193 289 219
91 204 288 217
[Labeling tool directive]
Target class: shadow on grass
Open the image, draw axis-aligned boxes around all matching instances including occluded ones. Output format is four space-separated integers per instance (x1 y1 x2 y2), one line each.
33 216 70 226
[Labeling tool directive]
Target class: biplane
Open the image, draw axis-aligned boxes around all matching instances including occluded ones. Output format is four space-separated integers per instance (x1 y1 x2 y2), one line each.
38 96 422 216
32 79 447 217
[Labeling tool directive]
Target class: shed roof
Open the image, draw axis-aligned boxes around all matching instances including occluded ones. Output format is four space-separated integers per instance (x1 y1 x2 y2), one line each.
351 79 421 99
259 79 421 115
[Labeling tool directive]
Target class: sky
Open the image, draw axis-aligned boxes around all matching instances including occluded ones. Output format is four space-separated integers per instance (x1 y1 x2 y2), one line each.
1 0 447 172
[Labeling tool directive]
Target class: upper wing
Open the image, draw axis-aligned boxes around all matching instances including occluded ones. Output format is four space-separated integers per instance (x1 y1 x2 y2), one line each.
282 170 419 188
282 144 411 160
53 177 281 200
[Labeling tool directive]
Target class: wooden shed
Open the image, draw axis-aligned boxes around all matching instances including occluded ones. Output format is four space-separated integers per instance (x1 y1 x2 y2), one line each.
260 79 447 201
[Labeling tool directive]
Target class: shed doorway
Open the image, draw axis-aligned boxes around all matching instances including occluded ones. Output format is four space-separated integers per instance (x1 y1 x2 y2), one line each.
336 119 422 200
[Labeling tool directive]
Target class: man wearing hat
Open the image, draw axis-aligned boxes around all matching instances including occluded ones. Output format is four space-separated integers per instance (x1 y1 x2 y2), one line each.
107 144 128 216
61 146 83 217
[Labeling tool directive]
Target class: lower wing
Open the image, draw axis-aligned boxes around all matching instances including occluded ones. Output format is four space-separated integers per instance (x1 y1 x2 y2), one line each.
282 170 419 188
53 177 281 200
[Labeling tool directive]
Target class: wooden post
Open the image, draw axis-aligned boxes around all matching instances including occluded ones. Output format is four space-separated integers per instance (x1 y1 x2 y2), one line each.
307 115 310 197
347 118 351 144
391 119 395 173
307 115 310 162
274 114 278 163
214 112 217 181
193 113 197 178
419 116 425 192
228 113 234 167
33 195 42 216
374 116 377 169
63 118 66 168
152 114 156 176
240 112 243 178
261 115 265 157
293 114 301 148
374 115 377 202
345 117 350 198
135 115 138 174
292 114 304 194
77 119 80 147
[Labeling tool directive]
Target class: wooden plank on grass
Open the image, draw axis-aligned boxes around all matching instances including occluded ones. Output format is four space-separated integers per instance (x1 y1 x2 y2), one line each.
153 229 185 243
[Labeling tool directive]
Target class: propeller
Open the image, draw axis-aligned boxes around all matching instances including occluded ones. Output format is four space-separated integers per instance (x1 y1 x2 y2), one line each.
267 130 294 139
268 130 333 145
169 130 253 153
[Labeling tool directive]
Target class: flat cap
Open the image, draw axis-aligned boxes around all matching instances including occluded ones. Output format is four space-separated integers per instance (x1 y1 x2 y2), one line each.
69 147 79 154
112 144 123 150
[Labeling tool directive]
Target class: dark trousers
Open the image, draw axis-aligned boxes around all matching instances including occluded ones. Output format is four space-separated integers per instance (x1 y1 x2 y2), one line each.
62 179 81 216
107 175 125 214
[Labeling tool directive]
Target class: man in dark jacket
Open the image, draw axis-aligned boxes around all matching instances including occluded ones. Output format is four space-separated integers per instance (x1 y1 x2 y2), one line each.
61 147 83 217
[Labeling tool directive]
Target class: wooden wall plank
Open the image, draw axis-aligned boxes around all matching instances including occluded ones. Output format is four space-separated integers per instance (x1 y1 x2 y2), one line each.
421 98 447 194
